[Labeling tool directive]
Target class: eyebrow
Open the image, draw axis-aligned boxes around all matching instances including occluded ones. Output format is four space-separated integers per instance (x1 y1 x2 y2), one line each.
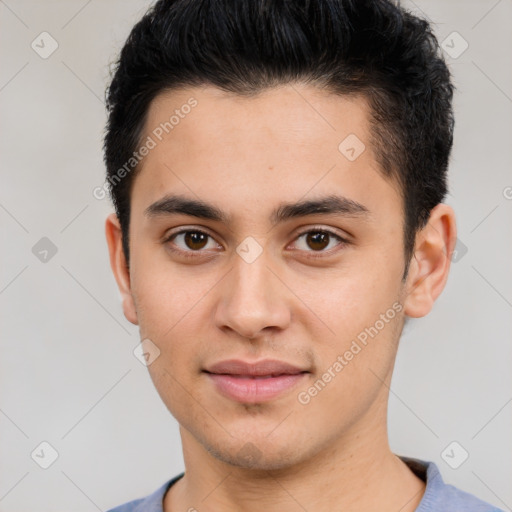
144 193 370 224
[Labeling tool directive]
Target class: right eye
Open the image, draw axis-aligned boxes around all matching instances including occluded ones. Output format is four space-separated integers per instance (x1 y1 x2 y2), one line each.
163 229 222 258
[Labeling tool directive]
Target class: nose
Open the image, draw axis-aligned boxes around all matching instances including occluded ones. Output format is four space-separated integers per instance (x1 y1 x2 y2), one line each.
214 246 291 339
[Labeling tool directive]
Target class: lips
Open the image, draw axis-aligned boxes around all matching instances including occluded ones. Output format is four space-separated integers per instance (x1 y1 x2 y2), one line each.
203 359 309 403
204 358 307 377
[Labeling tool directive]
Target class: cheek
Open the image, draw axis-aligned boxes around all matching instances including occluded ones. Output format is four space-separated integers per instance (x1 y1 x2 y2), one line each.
135 268 207 414
129 253 223 381
130 250 212 337
292 256 402 344
290 252 404 408
294 303 402 434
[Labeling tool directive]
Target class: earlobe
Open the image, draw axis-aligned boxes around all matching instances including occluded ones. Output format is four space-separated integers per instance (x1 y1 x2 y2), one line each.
403 204 457 318
105 213 139 325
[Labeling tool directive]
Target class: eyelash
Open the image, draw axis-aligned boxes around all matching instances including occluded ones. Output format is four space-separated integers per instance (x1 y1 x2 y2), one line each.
163 226 349 260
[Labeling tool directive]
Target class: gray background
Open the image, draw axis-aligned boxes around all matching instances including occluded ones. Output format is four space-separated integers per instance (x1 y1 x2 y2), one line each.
1 0 511 510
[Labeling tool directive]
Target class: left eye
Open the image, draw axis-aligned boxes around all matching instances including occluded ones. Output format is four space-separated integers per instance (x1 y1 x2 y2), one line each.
292 230 346 253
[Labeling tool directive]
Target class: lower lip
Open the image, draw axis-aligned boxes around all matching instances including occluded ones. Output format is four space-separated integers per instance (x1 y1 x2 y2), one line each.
205 372 308 403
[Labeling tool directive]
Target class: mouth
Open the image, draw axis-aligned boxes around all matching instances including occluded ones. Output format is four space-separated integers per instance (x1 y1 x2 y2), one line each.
203 359 310 403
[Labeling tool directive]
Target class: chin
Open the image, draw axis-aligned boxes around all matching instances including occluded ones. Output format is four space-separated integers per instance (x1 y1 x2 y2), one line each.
205 436 305 472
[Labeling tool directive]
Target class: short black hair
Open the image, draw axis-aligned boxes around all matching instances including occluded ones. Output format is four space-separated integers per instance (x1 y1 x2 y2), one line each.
103 0 454 278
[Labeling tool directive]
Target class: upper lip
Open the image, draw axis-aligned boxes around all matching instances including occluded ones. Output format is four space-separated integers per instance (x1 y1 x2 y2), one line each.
204 359 308 377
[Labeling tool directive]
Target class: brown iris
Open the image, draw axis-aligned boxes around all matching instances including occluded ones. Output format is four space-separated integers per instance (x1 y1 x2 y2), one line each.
306 231 330 251
184 231 209 250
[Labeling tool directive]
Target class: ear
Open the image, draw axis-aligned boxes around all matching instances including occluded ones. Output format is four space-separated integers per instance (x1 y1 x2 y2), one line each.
403 203 457 318
105 213 138 325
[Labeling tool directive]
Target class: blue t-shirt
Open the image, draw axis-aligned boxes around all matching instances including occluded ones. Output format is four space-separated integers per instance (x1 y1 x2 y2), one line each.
106 455 504 511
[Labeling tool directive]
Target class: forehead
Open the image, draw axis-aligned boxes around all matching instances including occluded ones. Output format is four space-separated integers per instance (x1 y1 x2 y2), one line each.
131 84 401 225
144 84 371 156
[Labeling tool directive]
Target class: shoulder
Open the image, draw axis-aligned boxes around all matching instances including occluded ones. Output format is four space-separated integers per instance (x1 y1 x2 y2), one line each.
106 473 184 512
399 456 504 512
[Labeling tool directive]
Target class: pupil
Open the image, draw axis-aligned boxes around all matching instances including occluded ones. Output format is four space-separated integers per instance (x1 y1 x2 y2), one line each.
185 232 208 250
307 232 329 251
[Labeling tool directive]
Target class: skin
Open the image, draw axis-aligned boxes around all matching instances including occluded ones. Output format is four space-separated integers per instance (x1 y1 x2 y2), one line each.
106 84 456 512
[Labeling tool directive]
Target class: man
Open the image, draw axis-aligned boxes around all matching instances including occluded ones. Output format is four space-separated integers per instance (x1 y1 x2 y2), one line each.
103 0 502 510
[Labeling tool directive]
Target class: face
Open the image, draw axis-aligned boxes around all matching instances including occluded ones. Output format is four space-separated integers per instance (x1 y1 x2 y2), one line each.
111 84 416 470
